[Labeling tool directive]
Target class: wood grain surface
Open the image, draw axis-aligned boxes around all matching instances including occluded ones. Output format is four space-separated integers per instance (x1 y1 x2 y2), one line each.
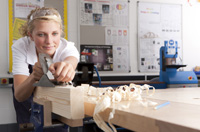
85 87 200 132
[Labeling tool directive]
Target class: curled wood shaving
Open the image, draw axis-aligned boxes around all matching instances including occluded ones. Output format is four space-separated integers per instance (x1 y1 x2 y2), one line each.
83 83 157 132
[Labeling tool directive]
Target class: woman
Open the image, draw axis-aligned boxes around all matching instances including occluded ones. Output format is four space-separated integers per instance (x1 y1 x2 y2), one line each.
12 7 79 131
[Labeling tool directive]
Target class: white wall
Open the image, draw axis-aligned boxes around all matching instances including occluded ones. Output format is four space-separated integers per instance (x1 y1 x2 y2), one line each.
0 87 16 124
0 0 10 78
67 0 200 76
1 0 200 77
0 0 16 124
182 2 200 71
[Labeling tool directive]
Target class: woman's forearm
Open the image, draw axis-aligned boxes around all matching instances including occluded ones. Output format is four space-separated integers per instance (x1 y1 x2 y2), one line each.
14 74 36 102
63 56 78 70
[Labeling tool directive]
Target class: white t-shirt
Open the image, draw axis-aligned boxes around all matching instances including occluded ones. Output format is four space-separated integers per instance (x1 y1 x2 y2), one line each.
12 37 80 76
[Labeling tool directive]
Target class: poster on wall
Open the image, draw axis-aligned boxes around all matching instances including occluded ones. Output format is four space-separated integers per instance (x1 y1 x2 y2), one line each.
80 45 113 71
112 1 129 27
14 0 44 18
80 0 129 26
80 0 112 26
105 27 129 45
137 2 182 72
79 0 130 73
113 46 129 72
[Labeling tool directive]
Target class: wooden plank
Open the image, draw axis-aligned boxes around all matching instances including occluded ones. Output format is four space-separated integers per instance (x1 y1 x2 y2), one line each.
34 85 200 131
34 86 84 120
33 97 52 127
84 101 160 132
55 116 83 127
84 87 200 132
145 87 200 105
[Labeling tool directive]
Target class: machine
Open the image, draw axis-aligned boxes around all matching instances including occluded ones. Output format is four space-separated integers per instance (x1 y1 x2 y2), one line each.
73 62 94 86
159 40 198 88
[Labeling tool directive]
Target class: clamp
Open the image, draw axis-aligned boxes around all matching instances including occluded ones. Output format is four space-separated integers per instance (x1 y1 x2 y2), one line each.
19 98 68 132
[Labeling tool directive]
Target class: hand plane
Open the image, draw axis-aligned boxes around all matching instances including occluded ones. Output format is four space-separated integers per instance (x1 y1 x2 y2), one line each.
34 53 72 87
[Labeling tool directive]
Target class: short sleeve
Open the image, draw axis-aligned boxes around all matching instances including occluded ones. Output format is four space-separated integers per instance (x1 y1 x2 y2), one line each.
12 39 30 76
53 38 80 62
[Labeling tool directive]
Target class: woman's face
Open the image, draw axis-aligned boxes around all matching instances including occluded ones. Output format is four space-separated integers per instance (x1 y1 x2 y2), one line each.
29 20 61 58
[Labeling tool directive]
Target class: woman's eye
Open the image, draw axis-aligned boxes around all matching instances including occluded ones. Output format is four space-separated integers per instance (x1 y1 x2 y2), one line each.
38 34 44 37
53 32 58 36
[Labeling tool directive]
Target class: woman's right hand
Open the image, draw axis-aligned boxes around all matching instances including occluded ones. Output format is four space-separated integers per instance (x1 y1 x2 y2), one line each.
14 62 44 102
32 62 44 81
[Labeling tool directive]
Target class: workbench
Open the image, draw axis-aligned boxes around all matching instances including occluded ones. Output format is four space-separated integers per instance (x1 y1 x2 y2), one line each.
33 86 200 132
84 87 200 132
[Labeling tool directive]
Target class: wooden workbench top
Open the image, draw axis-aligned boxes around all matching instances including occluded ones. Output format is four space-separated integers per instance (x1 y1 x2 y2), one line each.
84 87 200 132
147 87 200 105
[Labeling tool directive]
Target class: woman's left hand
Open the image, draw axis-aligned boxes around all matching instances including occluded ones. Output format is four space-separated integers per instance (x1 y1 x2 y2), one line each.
48 61 75 82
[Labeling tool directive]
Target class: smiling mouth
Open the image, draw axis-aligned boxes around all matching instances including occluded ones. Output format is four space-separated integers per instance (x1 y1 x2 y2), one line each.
44 46 54 50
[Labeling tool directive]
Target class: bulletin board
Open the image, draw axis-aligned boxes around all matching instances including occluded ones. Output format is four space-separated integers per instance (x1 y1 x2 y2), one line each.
137 2 182 73
79 0 130 72
8 0 68 73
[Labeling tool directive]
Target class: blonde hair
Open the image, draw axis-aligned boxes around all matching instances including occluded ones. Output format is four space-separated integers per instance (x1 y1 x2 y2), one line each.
20 7 64 37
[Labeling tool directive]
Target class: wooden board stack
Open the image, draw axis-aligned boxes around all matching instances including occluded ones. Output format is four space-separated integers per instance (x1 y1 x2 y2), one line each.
34 85 84 126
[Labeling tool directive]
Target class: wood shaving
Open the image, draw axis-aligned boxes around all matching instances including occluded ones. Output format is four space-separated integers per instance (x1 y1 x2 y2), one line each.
82 83 157 132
